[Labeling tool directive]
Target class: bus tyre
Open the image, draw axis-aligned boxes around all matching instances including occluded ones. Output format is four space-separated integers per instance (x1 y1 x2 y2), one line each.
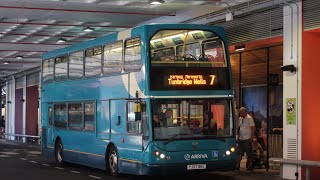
55 140 65 165
108 146 118 176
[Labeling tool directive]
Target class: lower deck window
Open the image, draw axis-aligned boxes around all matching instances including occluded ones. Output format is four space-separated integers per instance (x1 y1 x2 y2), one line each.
54 104 67 128
68 103 83 130
84 102 95 131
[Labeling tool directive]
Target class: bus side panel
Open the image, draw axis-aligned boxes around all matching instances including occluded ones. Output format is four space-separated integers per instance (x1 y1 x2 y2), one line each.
97 100 110 140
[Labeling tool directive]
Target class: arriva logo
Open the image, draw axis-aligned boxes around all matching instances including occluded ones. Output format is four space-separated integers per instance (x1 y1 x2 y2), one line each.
184 154 208 160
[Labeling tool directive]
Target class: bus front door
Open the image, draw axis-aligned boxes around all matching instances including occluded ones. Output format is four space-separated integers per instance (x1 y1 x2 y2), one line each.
110 100 144 174
47 104 55 150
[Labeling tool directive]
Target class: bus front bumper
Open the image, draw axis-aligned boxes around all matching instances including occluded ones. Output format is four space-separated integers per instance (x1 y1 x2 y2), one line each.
139 160 236 175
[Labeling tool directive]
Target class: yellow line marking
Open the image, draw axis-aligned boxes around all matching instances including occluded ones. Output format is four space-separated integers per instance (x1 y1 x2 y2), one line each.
119 158 142 163
64 149 104 157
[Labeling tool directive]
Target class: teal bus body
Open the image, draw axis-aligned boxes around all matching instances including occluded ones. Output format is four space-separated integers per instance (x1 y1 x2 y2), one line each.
41 24 236 175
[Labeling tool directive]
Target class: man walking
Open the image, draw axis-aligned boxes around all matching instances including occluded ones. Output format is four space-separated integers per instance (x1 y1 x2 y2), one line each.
235 107 256 172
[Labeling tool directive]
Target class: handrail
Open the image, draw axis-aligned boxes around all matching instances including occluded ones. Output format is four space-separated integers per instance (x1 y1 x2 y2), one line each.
4 133 40 139
269 158 320 180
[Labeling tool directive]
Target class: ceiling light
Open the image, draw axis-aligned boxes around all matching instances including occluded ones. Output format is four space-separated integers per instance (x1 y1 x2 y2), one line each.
16 55 23 59
226 12 233 22
83 26 95 32
235 44 245 51
148 0 165 5
57 38 66 43
3 61 10 65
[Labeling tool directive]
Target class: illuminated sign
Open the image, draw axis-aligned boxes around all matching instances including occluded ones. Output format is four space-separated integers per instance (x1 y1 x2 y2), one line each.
150 67 230 91
168 75 215 86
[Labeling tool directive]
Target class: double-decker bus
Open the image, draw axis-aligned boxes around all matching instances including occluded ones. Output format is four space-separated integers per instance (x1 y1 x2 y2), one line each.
41 24 236 176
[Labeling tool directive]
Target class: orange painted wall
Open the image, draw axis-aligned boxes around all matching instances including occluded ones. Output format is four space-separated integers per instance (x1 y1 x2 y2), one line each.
302 30 320 179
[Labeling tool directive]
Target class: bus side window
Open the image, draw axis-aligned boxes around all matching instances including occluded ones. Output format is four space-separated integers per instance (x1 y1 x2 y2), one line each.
127 101 142 134
124 37 141 72
69 51 84 79
68 103 83 131
42 59 54 83
141 102 148 139
85 47 102 77
54 104 67 128
84 102 95 131
55 56 68 81
103 41 122 74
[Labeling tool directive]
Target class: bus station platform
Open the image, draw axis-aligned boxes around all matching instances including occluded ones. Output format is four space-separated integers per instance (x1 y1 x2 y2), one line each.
0 139 283 180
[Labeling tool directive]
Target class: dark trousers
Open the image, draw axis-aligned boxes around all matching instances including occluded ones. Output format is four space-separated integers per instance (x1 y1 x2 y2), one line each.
236 139 253 169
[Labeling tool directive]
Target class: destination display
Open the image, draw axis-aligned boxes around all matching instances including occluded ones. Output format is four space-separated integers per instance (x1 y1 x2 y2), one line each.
167 74 215 86
150 67 230 91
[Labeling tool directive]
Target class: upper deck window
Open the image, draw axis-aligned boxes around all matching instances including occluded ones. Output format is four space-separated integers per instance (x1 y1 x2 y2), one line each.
149 30 231 91
85 46 102 77
42 58 54 83
103 41 122 74
150 30 227 68
55 56 68 81
69 51 83 79
124 37 141 72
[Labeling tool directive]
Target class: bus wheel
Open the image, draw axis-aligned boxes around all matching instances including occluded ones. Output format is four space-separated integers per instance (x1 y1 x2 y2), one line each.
108 146 118 176
55 139 65 165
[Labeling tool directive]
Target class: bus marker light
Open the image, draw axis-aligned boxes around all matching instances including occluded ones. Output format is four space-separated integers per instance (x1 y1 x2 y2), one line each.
160 154 165 159
153 150 159 156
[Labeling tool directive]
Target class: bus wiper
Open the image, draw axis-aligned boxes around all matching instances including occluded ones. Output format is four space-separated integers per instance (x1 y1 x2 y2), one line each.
163 133 190 145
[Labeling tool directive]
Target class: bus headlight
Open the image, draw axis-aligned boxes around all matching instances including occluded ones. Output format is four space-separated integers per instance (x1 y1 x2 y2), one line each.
226 150 231 156
160 154 166 159
230 147 235 153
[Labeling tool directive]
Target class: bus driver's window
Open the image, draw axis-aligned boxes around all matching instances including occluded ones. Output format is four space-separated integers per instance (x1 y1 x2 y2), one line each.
127 101 142 134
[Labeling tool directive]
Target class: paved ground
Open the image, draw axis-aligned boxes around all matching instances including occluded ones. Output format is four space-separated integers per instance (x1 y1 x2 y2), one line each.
0 139 284 180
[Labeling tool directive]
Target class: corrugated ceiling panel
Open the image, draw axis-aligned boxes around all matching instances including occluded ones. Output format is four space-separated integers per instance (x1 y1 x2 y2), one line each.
214 7 283 45
304 0 320 30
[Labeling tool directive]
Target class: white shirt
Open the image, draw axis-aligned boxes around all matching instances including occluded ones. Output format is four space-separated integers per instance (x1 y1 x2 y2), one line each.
238 114 255 140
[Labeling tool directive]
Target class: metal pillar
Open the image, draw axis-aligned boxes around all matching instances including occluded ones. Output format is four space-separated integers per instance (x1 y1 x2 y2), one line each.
266 47 270 171
0 85 2 119
22 76 26 142
239 52 242 108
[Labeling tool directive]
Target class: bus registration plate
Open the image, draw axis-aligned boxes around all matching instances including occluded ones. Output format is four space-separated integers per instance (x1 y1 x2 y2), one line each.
187 164 206 170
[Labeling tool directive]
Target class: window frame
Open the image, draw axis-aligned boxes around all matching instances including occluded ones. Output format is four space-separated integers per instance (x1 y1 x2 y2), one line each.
124 36 142 72
68 50 84 79
84 46 102 77
54 103 68 129
54 55 69 81
126 100 143 135
84 101 96 132
42 58 54 83
68 102 84 131
102 40 123 75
